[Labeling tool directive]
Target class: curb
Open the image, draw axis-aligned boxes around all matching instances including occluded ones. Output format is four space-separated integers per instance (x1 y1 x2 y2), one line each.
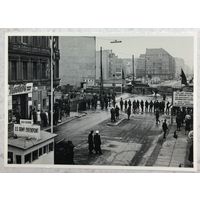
43 113 87 132
107 118 126 126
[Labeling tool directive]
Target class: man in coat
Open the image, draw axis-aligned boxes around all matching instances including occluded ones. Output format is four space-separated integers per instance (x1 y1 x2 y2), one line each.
88 130 94 154
127 106 131 120
94 130 102 154
120 98 123 111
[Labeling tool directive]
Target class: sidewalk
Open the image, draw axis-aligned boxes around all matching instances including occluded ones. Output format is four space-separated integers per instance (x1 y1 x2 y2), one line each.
43 112 86 132
154 124 188 167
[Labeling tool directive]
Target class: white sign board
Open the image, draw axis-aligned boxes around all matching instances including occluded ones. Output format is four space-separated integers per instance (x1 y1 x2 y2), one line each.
173 91 193 108
14 124 41 140
20 119 33 126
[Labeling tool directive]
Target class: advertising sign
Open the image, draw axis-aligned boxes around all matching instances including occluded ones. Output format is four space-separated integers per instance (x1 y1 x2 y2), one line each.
14 124 41 140
9 83 33 95
173 91 193 108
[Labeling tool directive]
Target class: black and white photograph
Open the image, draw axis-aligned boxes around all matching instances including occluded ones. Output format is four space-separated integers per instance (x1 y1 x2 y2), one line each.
6 34 194 169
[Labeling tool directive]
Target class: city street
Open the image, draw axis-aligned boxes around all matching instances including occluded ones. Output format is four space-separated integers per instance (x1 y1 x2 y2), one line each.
54 94 171 166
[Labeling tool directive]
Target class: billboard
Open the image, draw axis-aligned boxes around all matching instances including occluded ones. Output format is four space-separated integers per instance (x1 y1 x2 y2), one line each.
173 91 193 108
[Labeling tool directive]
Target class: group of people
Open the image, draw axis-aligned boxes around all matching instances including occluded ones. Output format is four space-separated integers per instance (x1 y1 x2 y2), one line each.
88 130 102 155
119 98 171 115
175 107 193 135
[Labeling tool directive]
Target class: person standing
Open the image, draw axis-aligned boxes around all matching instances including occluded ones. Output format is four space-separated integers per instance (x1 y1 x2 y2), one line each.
88 130 94 154
37 110 41 125
120 98 123 111
136 100 140 113
110 107 116 122
176 112 181 131
162 119 168 139
149 100 153 113
94 130 102 154
166 101 170 115
155 109 160 124
127 106 131 120
128 99 132 110
124 100 128 112
145 100 149 112
140 100 144 113
33 108 37 124
115 105 120 120
133 100 137 114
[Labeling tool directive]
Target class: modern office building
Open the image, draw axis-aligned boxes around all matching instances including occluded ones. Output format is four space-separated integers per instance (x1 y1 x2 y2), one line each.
59 36 96 88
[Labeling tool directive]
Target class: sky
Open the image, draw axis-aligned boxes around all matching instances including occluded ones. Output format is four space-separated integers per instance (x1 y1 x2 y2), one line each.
96 36 194 69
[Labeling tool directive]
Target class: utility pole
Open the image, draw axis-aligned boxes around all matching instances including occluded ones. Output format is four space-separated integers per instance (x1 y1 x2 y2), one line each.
132 54 134 84
100 47 104 96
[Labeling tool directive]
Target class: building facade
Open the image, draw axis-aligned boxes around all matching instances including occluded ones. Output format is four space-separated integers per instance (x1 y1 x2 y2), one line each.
136 48 175 81
8 36 60 120
59 36 96 88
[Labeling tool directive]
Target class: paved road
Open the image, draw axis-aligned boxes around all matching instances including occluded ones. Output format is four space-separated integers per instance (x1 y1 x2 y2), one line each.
54 105 170 166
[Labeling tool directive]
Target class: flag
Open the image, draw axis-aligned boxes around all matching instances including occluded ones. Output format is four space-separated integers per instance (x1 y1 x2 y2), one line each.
180 69 188 86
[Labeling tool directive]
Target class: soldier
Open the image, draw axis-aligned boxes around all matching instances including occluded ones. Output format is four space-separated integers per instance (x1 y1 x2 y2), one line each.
88 130 94 154
145 100 149 112
140 100 144 113
124 100 128 111
120 98 124 111
94 130 102 154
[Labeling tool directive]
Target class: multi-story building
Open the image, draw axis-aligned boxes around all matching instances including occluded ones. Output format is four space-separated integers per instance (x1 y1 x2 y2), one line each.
136 48 175 81
8 36 60 119
59 36 96 88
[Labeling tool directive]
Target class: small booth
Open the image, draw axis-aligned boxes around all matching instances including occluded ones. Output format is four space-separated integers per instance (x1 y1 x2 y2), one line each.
8 119 57 164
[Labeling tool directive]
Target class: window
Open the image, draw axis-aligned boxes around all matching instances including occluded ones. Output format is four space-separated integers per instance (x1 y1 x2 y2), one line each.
41 63 46 79
39 148 43 157
16 155 22 164
33 62 37 79
43 99 46 108
43 146 47 154
23 61 28 80
8 152 13 164
22 36 28 44
49 142 54 152
11 61 17 80
25 153 31 163
32 150 38 161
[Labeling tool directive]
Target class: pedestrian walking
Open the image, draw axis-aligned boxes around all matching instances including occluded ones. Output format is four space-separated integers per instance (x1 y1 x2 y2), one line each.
120 98 123 111
176 112 182 131
127 106 131 120
166 101 170 115
155 109 160 124
88 130 94 154
94 130 102 154
162 119 168 139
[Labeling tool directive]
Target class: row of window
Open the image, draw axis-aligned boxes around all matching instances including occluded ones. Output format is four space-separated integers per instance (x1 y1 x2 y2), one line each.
8 142 54 164
9 36 50 49
10 60 48 81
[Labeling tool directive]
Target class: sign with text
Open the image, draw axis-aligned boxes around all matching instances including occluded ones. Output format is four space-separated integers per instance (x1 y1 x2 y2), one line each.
14 124 41 140
20 119 33 126
173 91 193 108
9 83 33 95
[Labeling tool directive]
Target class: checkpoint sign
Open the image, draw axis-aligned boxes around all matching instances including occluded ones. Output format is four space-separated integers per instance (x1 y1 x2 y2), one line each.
173 91 193 108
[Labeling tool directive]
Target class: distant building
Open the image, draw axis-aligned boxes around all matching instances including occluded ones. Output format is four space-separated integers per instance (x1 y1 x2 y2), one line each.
8 36 60 120
136 48 175 81
59 36 96 87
